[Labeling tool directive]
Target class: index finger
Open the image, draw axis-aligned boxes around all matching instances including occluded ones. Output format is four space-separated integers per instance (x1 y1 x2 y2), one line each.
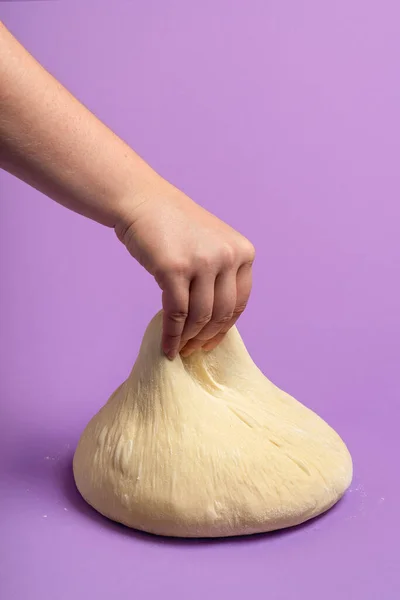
161 276 190 359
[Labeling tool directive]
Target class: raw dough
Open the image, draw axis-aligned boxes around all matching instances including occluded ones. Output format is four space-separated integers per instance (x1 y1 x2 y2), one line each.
73 312 352 537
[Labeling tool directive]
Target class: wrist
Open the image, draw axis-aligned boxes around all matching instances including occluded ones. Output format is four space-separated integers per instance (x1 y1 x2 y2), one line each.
113 156 165 242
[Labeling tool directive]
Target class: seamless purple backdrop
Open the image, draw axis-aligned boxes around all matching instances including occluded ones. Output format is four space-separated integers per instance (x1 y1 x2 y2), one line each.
1 2 399 599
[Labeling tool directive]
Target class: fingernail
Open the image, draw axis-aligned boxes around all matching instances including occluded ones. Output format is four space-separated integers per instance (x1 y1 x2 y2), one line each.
202 342 213 351
180 349 192 358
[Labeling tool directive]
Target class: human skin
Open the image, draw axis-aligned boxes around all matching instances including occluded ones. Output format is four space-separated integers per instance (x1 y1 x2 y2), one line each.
0 22 255 359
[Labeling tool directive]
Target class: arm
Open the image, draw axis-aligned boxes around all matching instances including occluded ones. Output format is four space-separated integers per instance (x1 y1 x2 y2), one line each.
0 22 255 359
0 21 154 227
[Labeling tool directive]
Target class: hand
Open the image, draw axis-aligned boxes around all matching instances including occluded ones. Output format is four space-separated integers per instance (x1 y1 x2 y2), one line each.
115 177 255 359
0 22 255 352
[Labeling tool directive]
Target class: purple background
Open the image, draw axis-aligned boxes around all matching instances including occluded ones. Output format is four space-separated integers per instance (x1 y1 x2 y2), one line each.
1 1 399 598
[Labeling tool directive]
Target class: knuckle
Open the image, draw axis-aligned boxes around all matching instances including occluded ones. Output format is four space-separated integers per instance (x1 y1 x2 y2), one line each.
165 332 181 340
246 243 256 263
220 244 236 268
158 258 190 280
169 259 191 277
240 239 256 263
193 313 213 327
214 313 233 326
167 310 188 323
196 253 214 271
232 302 248 317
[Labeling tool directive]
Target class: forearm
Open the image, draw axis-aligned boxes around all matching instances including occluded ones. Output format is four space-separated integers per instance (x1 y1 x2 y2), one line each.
0 22 156 227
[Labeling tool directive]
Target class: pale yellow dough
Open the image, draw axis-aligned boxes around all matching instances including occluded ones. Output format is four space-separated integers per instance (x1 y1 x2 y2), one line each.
73 312 352 538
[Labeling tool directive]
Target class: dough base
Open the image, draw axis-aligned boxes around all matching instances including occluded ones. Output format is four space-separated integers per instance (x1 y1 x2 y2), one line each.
73 312 352 538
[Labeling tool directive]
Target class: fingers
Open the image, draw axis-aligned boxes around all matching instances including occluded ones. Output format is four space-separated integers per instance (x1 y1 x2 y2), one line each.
201 261 253 353
180 270 237 356
162 273 215 359
161 240 255 360
161 276 189 359
179 275 215 354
